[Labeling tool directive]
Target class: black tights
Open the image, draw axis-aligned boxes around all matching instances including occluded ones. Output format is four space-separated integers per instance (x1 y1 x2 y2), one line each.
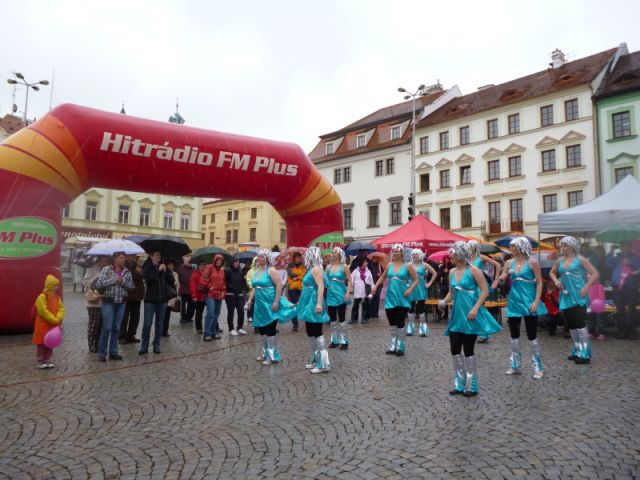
449 332 477 356
410 300 426 315
328 304 346 323
507 316 538 341
257 321 277 337
386 307 408 328
305 322 324 338
562 305 587 330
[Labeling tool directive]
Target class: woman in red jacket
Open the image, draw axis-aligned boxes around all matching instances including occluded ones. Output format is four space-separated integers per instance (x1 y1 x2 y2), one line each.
200 254 226 341
190 262 208 335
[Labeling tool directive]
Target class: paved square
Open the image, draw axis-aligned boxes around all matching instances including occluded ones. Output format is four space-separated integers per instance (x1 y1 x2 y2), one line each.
1 289 639 479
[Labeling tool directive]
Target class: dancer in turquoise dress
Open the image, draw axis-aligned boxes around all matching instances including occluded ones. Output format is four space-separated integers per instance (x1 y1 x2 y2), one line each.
325 247 352 349
439 241 502 396
499 237 547 379
371 244 419 356
407 248 438 337
468 240 502 344
246 249 296 366
550 236 599 364
298 246 332 373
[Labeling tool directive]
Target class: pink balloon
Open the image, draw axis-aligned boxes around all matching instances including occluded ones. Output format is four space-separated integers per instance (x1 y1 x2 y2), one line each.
43 326 62 349
590 299 605 314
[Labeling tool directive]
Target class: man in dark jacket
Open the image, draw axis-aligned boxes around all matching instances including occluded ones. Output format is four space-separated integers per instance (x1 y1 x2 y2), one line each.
119 255 145 343
139 251 175 354
368 256 383 318
225 258 247 336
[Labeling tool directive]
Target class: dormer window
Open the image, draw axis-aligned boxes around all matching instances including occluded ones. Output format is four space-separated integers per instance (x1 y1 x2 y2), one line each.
391 125 402 140
326 142 334 155
356 134 366 148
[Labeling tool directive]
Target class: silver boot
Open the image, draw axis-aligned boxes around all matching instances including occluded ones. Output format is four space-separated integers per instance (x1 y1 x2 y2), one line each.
310 336 331 373
305 336 319 369
530 338 544 379
450 354 465 395
505 337 522 375
329 322 339 348
395 326 406 356
262 336 281 365
463 355 478 396
575 327 592 364
385 326 397 354
568 329 580 361
256 335 267 361
338 321 349 349
406 318 415 336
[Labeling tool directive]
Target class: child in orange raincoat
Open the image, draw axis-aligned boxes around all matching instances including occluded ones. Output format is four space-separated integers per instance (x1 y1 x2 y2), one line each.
32 275 65 369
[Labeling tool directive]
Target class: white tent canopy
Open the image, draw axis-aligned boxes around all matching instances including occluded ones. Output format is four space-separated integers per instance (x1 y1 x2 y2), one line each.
538 175 640 234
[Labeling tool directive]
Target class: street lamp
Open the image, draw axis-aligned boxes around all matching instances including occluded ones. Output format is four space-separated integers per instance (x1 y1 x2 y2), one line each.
398 84 425 221
6 72 50 124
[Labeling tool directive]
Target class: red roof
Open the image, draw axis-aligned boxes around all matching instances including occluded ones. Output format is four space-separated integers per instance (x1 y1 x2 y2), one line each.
372 215 468 253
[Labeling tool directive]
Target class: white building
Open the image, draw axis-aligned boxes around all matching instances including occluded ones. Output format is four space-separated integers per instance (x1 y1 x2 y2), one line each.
413 47 623 240
309 85 460 241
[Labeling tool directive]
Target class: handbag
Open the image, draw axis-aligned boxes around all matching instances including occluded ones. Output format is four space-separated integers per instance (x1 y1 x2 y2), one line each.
167 284 178 299
85 289 101 304
171 297 181 313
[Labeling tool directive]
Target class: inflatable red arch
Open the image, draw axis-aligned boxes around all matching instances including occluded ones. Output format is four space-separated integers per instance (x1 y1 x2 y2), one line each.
0 104 343 333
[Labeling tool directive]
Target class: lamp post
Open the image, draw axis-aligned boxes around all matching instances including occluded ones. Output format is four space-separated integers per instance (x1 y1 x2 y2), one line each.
6 72 50 125
398 84 425 221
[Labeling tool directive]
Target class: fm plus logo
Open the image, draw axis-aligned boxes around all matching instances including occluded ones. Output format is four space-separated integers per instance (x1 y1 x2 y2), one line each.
0 217 58 259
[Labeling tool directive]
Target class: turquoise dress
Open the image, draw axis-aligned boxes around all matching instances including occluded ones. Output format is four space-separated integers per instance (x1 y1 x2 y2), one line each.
385 263 412 309
506 261 548 318
444 267 502 336
558 257 589 310
297 269 330 323
252 269 296 327
326 266 347 307
409 263 428 302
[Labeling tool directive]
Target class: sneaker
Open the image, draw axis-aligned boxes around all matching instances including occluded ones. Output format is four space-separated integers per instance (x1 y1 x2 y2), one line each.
203 336 212 342
310 366 330 374
46 363 55 368
596 334 606 341
505 368 521 375
109 354 123 360
38 363 49 369
238 329 247 336
533 371 544 379
229 330 239 336
248 317 253 323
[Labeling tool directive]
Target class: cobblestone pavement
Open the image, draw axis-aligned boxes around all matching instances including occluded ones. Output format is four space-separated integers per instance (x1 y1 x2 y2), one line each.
1 288 639 479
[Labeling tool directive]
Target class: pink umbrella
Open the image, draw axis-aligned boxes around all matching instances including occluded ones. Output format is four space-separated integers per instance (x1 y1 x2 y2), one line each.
427 250 450 263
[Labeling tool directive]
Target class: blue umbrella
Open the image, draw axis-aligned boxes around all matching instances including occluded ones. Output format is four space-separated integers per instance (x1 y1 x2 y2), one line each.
494 234 539 248
344 241 375 255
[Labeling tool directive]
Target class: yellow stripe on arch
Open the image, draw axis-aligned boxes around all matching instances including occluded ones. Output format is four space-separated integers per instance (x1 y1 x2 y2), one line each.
280 179 341 217
2 128 86 194
0 145 79 199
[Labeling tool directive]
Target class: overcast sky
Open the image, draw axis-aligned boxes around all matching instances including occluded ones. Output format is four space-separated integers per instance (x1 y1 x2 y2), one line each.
1 0 639 153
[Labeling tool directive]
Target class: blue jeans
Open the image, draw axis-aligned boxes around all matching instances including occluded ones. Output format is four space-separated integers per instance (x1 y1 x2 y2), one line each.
141 302 167 351
204 298 222 337
99 302 126 358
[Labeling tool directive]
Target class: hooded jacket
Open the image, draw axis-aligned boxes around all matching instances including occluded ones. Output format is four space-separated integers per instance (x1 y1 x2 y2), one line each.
32 275 64 345
201 254 227 300
225 262 247 295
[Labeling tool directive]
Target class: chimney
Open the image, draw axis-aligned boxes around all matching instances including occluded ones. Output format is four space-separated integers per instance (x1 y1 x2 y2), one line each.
551 49 566 68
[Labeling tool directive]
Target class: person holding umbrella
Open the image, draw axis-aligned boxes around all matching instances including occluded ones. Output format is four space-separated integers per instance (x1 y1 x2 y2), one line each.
550 236 600 364
407 248 438 337
139 251 175 355
326 247 352 349
370 244 420 356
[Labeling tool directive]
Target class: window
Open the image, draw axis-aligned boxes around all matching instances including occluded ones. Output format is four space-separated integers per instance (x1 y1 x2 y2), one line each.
280 229 287 243
209 232 215 245
85 201 97 221
356 134 366 148
343 208 352 230
488 160 500 180
541 105 554 127
62 205 70 218
232 229 238 243
227 210 233 221
250 207 257 219
439 131 449 150
542 150 556 172
391 125 402 140
326 142 334 155
565 99 579 121
210 213 215 223
180 214 190 230
225 230 232 243
390 202 402 225
249 227 256 242
508 156 522 177
163 212 173 229
419 136 429 154
375 160 384 176
568 191 583 207
334 168 342 184
487 119 498 139
140 207 150 226
368 205 379 227
508 113 520 134
566 145 581 168
460 205 472 228
489 201 501 233
419 173 430 192
460 165 471 185
460 126 470 145
613 111 631 138
118 205 129 224
233 210 239 220
510 199 523 232
440 208 451 230
343 166 351 183
615 166 634 184
202 214 206 225
439 169 450 189
543 194 558 213
386 158 394 175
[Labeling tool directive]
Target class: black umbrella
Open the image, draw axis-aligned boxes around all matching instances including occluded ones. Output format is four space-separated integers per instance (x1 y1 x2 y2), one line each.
191 246 233 264
139 234 191 259
233 251 257 262
478 243 503 254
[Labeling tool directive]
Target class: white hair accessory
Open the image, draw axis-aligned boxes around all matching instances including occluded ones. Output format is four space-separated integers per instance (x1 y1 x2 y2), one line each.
332 246 346 264
560 236 580 254
467 239 479 252
509 236 532 258
257 248 272 266
411 248 425 261
305 246 323 268
449 241 472 263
